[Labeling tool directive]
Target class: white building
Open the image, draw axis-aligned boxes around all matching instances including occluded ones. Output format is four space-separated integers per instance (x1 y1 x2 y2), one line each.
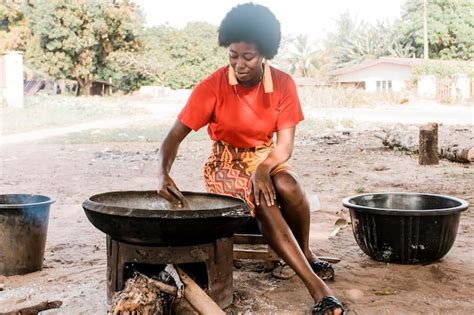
331 57 473 101
0 51 24 107
331 57 423 93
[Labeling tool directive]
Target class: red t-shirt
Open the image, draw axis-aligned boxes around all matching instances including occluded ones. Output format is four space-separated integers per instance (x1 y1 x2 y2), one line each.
178 65 304 148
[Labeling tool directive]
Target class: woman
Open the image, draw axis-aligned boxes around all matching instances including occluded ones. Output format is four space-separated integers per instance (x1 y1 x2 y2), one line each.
157 3 344 315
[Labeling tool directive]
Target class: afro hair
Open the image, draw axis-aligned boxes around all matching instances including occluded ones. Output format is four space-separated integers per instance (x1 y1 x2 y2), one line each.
218 3 281 59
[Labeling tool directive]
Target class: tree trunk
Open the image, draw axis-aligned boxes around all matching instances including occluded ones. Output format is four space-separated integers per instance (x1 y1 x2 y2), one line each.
419 123 439 165
77 77 92 96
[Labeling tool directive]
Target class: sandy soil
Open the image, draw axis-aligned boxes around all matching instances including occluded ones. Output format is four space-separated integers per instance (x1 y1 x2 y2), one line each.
0 122 473 314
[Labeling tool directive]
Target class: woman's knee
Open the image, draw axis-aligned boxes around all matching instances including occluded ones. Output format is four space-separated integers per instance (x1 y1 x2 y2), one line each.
273 171 304 200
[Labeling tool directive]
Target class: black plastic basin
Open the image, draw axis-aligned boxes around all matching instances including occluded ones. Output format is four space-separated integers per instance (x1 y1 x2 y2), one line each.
83 191 250 246
342 192 469 264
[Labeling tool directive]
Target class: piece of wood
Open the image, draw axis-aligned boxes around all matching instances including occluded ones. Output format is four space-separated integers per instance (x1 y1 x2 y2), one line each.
147 277 178 296
419 123 439 165
234 233 268 245
172 297 199 315
375 130 473 163
110 273 170 315
234 233 280 264
318 256 341 264
233 247 280 261
167 186 191 210
176 267 225 315
328 217 348 239
375 131 418 152
0 300 62 315
440 145 474 163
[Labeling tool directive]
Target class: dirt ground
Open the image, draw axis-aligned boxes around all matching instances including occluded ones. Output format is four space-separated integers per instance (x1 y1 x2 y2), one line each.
0 121 473 314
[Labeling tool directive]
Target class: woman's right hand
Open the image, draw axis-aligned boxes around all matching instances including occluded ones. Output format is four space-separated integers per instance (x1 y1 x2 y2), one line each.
157 173 184 208
251 163 276 207
156 119 192 208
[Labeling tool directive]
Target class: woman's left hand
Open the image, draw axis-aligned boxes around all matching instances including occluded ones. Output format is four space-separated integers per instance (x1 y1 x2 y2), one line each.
251 164 276 207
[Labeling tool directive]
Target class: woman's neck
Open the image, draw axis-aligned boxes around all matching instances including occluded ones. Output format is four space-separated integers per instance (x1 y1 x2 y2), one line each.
238 64 264 87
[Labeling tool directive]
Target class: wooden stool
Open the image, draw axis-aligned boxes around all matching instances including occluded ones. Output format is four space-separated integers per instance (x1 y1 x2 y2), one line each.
233 218 279 269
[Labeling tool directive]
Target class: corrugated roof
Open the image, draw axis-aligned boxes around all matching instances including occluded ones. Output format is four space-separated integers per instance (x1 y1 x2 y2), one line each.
331 57 425 76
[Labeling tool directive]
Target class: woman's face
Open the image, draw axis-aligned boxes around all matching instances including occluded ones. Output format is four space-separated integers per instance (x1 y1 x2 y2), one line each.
228 42 264 86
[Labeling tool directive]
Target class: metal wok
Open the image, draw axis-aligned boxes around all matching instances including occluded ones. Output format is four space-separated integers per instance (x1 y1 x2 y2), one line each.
83 191 250 246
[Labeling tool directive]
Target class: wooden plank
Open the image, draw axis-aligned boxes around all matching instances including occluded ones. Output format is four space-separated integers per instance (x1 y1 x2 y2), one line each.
233 248 279 261
234 234 267 245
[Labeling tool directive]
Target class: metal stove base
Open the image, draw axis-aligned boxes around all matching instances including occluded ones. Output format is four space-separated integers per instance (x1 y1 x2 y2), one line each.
106 235 234 308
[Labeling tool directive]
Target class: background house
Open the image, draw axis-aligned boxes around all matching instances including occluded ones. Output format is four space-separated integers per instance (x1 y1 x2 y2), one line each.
331 57 423 93
331 57 473 100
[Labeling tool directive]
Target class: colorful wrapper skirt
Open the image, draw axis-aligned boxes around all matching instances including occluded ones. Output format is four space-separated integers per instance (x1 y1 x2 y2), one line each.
204 140 293 216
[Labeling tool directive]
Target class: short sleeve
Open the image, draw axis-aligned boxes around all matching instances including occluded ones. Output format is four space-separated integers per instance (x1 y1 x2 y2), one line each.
275 76 304 130
178 81 216 131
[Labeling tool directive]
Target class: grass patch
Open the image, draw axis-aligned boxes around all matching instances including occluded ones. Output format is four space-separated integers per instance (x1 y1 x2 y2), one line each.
355 186 366 193
45 117 351 145
298 117 357 133
42 123 209 144
0 95 149 135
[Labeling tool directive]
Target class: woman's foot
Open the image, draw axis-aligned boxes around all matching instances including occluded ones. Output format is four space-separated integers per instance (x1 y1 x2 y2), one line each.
312 296 344 315
305 252 335 281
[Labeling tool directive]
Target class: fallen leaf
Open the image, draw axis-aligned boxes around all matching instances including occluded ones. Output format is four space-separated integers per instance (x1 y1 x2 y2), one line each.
372 288 397 296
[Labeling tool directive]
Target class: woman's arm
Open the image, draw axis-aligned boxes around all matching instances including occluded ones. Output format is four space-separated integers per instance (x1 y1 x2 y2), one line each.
252 127 296 207
157 119 192 206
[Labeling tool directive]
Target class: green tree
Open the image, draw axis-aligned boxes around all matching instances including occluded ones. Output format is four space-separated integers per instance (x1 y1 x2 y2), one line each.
0 1 30 51
399 0 474 60
146 22 227 89
24 0 144 95
102 25 175 93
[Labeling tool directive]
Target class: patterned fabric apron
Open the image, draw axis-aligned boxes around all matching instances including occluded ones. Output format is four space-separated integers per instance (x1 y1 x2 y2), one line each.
204 140 293 216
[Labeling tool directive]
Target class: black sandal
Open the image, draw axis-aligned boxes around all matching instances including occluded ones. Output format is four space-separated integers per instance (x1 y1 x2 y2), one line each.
312 296 345 315
309 259 335 281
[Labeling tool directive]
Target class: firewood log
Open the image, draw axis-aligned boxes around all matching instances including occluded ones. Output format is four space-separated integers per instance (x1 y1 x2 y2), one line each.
177 267 225 315
0 300 62 315
375 130 473 163
109 273 174 315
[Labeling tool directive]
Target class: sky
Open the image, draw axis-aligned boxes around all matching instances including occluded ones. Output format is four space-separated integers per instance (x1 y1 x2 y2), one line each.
132 0 407 40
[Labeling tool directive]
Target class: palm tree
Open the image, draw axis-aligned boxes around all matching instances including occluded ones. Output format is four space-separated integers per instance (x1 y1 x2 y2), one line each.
327 12 416 68
279 34 331 78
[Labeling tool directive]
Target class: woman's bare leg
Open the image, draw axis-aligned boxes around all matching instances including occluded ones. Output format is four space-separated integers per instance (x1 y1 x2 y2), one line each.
272 171 318 261
254 197 332 302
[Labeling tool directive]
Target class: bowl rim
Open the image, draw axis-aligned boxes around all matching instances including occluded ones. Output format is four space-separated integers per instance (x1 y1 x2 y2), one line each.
342 192 469 216
0 194 56 209
82 190 250 219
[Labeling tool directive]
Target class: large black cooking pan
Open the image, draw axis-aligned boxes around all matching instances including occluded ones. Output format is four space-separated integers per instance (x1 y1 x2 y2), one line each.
83 191 250 246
